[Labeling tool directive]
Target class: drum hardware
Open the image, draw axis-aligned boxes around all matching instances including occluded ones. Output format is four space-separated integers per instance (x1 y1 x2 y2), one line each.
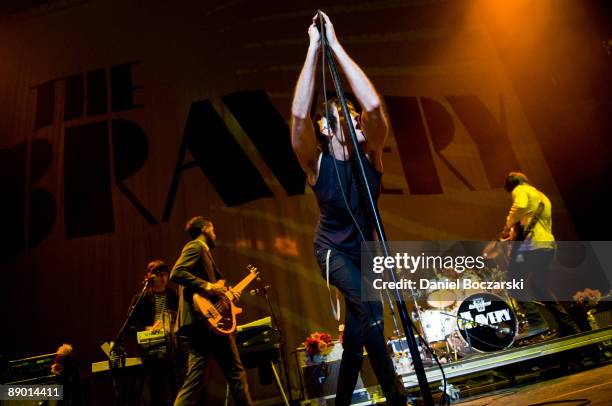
439 381 460 404
414 293 518 361
387 336 434 374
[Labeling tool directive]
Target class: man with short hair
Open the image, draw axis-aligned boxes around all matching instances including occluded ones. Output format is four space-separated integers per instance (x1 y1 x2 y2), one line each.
171 216 252 406
503 172 580 338
291 12 407 406
126 260 179 406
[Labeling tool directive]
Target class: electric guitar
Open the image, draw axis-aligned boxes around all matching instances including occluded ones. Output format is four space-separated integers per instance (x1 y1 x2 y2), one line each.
193 265 259 335
484 201 545 262
482 222 526 264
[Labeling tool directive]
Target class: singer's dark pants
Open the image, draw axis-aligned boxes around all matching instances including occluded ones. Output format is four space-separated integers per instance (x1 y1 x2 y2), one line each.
173 325 252 406
315 247 406 406
508 248 579 337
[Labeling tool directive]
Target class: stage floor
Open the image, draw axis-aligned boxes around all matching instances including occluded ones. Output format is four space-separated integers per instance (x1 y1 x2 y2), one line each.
299 327 612 405
457 363 612 406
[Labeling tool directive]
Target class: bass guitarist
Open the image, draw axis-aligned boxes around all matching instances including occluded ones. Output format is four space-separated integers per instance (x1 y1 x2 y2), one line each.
170 216 253 406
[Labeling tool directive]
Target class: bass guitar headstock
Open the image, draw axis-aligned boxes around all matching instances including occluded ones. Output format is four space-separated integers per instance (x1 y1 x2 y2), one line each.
246 264 259 276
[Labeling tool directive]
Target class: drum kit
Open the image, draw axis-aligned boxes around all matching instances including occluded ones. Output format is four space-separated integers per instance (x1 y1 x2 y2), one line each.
390 269 520 372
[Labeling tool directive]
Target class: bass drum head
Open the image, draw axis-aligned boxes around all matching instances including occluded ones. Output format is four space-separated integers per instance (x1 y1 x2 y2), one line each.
455 292 517 352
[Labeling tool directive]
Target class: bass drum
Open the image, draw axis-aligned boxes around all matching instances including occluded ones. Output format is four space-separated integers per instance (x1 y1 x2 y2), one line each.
451 292 517 353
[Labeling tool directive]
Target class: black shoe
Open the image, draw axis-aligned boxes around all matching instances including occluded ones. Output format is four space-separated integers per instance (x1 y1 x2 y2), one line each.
514 330 556 347
557 325 580 338
516 323 549 340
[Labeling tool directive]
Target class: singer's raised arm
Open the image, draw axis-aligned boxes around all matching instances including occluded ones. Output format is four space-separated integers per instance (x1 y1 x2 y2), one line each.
291 19 321 185
318 12 388 169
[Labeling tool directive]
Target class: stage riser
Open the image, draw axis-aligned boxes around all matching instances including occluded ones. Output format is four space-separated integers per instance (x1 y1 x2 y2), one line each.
401 327 612 388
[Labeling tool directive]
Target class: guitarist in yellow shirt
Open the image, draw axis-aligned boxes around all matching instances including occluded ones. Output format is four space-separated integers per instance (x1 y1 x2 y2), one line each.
502 172 580 339
170 216 253 406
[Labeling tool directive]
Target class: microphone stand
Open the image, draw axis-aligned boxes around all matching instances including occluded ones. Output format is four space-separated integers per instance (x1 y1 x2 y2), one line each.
109 277 153 405
262 287 292 405
111 277 154 357
317 11 434 405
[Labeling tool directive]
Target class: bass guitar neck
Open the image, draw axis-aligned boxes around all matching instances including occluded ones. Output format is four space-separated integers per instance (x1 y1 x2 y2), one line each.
193 265 259 335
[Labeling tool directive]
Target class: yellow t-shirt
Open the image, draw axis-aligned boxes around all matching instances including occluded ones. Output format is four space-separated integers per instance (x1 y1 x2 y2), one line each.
505 184 555 250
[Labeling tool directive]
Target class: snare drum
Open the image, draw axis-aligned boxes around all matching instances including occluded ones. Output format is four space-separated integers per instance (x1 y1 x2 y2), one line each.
425 275 457 309
426 290 457 309
419 310 456 343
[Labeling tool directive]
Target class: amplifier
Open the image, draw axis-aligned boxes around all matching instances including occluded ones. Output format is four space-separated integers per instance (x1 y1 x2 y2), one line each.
1 353 56 385
297 342 376 400
592 309 612 330
235 316 281 370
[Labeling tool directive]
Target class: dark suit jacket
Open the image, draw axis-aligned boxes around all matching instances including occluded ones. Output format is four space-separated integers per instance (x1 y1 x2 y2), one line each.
170 239 223 335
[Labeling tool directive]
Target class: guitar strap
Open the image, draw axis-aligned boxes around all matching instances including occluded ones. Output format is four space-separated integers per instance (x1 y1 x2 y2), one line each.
522 193 545 241
194 239 219 283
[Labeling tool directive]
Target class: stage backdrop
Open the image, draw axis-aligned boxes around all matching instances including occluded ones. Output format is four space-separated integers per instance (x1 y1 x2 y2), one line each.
1 0 609 401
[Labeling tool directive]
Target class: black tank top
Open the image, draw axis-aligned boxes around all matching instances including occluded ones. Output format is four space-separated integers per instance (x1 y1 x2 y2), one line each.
312 151 382 257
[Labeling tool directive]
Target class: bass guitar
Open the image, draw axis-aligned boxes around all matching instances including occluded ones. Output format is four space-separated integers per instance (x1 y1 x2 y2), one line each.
193 265 259 335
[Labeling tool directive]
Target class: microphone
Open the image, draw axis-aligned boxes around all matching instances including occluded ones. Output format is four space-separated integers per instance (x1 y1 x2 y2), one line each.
249 285 271 296
143 275 156 285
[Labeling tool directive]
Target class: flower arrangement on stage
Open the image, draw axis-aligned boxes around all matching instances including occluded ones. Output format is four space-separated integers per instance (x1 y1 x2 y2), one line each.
573 288 602 307
302 332 333 359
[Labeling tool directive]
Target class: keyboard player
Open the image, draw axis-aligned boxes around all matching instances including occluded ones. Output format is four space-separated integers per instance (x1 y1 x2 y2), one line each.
125 259 179 406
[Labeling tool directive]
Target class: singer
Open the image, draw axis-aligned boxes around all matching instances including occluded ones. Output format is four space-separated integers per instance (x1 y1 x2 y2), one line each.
290 11 407 406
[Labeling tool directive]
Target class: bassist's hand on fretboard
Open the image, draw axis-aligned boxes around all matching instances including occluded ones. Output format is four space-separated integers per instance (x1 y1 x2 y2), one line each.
208 281 228 296
229 287 241 302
